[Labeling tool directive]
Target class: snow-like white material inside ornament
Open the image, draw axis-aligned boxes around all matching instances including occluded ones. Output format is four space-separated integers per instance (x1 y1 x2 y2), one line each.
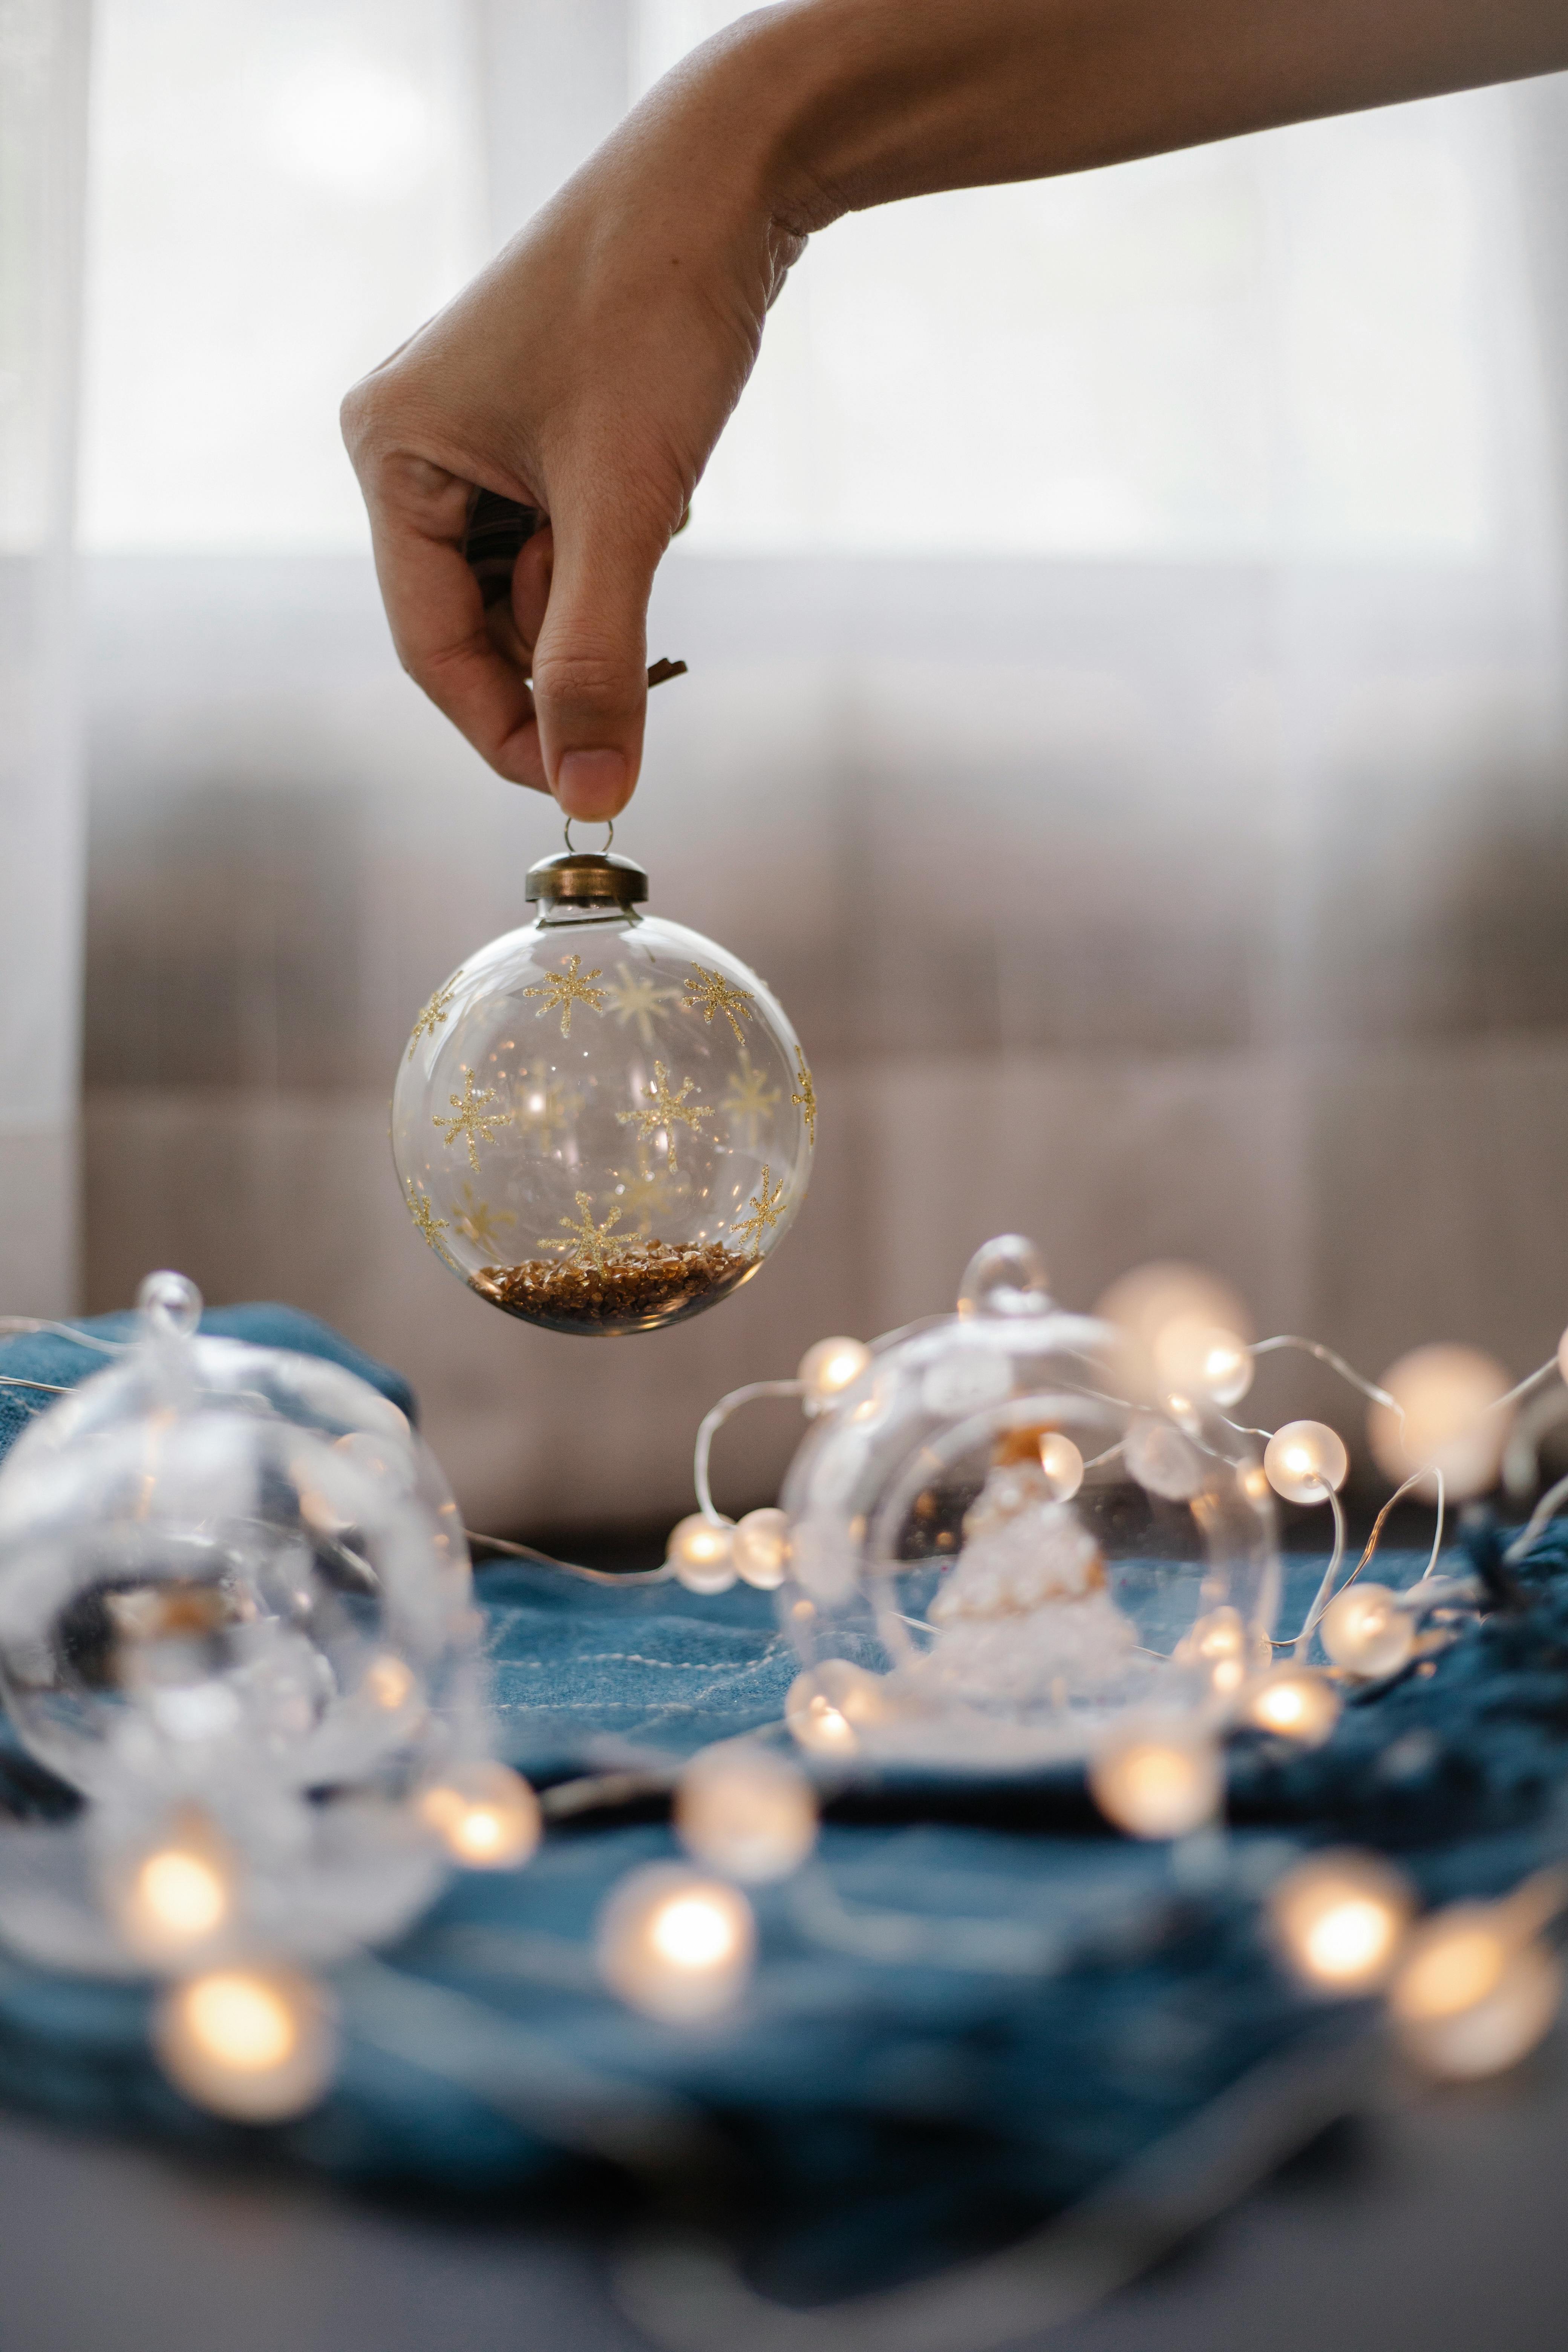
919 1475 1137 1706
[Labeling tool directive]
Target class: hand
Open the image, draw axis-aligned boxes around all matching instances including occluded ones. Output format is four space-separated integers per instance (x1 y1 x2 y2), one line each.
341 45 808 821
347 0 1568 824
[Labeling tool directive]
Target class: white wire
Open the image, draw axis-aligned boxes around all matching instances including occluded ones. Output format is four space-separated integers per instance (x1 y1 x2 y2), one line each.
0 1318 124 1355
1491 1357 1559 1415
464 1528 674 1586
1504 1469 1568 1564
1290 1486 1347 1660
1420 1468 1446 1583
693 1378 805 1523
1503 1387 1568 1500
1249 1334 1400 1414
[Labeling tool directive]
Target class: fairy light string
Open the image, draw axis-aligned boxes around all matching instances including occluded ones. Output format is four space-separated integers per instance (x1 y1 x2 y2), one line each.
7 1272 1568 2134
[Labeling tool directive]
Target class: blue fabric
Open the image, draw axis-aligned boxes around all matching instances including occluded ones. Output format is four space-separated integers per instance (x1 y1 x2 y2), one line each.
0 1305 417 1462
3 1311 1568 2302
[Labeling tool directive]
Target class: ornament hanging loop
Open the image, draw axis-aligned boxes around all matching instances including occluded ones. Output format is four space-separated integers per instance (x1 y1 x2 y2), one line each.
562 817 615 858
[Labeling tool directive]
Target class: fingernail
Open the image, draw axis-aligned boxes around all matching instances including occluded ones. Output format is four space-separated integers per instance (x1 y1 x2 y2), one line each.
556 749 628 820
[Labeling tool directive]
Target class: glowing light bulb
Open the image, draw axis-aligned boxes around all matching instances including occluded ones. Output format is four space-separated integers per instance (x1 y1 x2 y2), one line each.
798 1336 872 1413
665 1514 737 1594
1198 1329 1254 1408
675 1743 818 1883
418 1762 541 1869
112 1811 234 1965
597 1864 756 2021
1095 1263 1251 1404
1268 1851 1413 1994
1174 1605 1266 1697
1124 1414 1204 1502
1153 1317 1254 1408
365 1655 416 1711
1368 1344 1513 1502
1089 1719 1222 1840
1390 1905 1562 2079
155 1965 336 2121
138 1850 226 1934
1037 1432 1084 1502
1319 1583 1415 1679
1263 1421 1349 1506
1245 1666 1341 1746
785 1661 885 1756
730 1508 790 1590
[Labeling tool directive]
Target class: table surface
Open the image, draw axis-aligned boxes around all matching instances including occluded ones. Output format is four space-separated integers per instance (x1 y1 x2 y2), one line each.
3 2038 1566 2352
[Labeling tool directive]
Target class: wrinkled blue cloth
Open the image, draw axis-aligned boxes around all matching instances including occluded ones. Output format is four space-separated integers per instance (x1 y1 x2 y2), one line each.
0 1305 417 1461
2 1310 1568 2303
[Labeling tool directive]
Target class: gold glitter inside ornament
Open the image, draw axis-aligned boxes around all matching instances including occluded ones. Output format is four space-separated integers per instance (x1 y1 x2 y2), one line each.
392 833 815 1336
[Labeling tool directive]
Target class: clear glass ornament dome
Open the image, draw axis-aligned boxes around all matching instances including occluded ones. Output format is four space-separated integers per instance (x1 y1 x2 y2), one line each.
779 1236 1281 1766
0 1274 479 1804
391 834 815 1335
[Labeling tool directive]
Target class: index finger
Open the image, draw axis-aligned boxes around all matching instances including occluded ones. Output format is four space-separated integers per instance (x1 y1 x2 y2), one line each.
362 452 548 792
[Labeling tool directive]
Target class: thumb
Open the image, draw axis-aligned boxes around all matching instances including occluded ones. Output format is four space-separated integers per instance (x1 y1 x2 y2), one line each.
530 482 668 821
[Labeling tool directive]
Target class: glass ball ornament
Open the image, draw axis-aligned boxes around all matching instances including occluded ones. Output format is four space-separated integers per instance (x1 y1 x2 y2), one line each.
392 834 814 1335
0 1272 479 1809
776 1235 1281 1766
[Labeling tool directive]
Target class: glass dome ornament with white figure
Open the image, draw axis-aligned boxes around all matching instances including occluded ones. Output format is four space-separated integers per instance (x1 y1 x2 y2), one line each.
0 1272 478 1809
778 1237 1281 1766
392 828 815 1335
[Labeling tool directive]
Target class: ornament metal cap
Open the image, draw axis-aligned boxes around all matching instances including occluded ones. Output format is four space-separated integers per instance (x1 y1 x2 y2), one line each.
527 824 648 910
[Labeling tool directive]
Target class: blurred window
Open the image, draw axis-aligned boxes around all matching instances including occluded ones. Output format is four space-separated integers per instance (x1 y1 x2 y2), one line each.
78 0 484 551
637 1 1502 560
78 0 1519 563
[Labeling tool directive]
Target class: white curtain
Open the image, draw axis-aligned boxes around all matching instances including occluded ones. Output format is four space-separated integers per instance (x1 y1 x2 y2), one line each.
74 0 1568 1528
0 0 89 1317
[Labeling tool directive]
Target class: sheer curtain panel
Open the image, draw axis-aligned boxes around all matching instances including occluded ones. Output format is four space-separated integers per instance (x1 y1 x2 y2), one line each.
0 0 89 1314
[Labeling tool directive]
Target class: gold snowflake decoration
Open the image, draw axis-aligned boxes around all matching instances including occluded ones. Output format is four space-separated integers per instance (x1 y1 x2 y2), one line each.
603 965 680 1047
523 952 607 1038
790 1049 818 1147
542 1191 625 1272
512 1060 584 1153
407 973 461 1060
722 1051 781 1149
452 1181 516 1257
731 1165 786 1253
616 1061 714 1170
405 1184 452 1256
682 964 754 1045
433 1069 514 1172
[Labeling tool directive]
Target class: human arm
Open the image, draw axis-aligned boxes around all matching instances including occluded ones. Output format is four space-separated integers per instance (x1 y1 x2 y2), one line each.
341 0 1568 819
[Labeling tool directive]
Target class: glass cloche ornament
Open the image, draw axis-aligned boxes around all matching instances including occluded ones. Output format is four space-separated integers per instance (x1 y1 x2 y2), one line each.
0 1272 479 1808
392 829 815 1335
778 1237 1281 1766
